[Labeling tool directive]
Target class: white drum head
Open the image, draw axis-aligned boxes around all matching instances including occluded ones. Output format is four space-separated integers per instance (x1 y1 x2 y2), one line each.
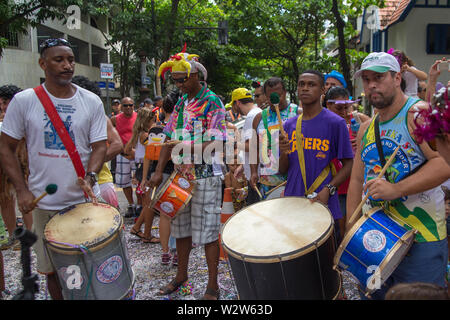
221 197 333 259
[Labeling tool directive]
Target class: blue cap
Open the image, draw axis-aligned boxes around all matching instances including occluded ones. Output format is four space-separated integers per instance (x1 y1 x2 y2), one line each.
325 70 347 89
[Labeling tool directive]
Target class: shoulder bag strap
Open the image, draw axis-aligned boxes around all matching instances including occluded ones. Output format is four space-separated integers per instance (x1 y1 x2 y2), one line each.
33 86 87 197
374 114 390 181
295 115 333 196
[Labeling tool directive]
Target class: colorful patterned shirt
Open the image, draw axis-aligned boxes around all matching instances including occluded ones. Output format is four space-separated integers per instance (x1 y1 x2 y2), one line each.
164 83 226 141
163 83 226 180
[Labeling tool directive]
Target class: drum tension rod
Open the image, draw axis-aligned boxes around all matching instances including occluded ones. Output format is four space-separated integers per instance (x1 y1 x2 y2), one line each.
313 241 327 300
368 216 402 240
384 208 420 238
278 257 290 299
343 248 370 270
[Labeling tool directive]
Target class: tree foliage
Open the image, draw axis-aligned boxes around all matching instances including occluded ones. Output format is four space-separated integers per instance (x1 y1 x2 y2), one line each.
0 0 85 57
1 0 386 100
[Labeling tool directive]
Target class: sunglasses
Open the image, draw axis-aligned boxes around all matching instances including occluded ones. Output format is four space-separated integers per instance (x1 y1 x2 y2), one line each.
39 38 71 53
171 76 189 84
254 94 261 98
327 99 359 104
122 104 134 107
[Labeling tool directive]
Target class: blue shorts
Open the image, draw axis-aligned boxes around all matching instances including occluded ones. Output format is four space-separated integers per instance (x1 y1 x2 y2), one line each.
366 238 448 300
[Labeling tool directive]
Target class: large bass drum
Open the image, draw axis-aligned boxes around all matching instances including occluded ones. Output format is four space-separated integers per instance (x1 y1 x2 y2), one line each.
44 202 135 300
221 197 341 300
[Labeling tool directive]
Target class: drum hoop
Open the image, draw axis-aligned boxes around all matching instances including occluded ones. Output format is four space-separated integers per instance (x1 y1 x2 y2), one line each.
366 229 415 293
45 202 123 254
221 196 335 263
333 206 381 268
332 271 343 300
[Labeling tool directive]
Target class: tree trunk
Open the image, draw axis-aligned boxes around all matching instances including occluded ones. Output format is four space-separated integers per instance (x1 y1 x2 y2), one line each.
155 58 162 96
331 0 354 95
162 0 181 60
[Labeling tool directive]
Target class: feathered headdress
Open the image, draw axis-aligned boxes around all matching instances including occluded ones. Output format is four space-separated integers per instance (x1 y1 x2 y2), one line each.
413 87 450 143
157 44 207 81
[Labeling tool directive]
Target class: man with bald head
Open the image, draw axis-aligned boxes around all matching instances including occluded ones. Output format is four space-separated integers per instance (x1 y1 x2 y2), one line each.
111 97 138 217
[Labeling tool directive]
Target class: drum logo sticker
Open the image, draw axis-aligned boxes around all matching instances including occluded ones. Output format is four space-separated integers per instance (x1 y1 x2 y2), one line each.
96 255 123 284
178 177 191 189
363 230 386 253
59 265 84 289
161 201 174 213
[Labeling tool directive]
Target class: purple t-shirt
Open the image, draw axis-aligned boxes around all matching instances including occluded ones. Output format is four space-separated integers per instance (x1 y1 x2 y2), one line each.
283 108 353 219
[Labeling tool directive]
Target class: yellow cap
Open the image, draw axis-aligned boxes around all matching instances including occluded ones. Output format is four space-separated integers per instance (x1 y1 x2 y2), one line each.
230 88 252 105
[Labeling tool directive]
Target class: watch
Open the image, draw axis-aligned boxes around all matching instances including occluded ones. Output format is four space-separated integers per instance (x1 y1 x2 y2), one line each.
326 184 337 196
85 172 98 184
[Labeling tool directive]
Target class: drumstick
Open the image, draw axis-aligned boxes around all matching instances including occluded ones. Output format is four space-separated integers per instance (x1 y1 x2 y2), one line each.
152 140 181 147
252 184 263 199
31 184 58 206
265 181 287 196
348 145 401 225
270 93 286 136
151 186 156 200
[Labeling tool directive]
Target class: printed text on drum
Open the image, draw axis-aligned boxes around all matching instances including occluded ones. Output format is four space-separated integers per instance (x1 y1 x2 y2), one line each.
177 304 273 317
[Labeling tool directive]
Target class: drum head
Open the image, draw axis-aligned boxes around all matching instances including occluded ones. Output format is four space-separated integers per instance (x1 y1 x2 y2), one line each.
44 202 122 250
221 197 333 261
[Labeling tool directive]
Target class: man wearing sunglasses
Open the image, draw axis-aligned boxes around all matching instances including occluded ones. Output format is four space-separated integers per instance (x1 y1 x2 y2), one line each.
250 81 268 110
150 51 226 300
0 38 107 300
111 97 138 217
347 52 450 299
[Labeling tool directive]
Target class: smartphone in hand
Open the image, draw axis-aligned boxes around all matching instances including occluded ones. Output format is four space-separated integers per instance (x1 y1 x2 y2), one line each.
437 61 449 72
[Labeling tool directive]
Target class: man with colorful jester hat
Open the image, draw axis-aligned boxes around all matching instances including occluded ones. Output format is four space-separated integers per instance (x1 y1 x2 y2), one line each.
148 48 226 300
347 52 450 299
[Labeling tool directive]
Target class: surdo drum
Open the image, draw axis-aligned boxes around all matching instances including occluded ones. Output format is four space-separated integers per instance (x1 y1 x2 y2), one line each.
221 197 341 300
333 207 415 296
44 202 134 300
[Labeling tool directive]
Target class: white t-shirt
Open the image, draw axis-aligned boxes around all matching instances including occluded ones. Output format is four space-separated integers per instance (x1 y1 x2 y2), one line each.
242 106 262 180
402 66 419 98
1 83 107 210
135 138 146 164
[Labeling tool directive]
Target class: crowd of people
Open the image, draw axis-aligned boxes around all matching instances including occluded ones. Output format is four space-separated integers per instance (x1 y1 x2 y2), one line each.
0 38 449 300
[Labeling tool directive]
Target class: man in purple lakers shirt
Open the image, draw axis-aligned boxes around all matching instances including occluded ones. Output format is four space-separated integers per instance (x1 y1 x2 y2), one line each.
279 70 353 238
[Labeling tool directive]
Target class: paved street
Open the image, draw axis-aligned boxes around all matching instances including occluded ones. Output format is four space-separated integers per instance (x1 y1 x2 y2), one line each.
1 184 359 300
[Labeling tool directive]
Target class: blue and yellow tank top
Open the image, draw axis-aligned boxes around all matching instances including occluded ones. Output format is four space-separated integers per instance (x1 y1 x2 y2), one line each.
361 97 447 242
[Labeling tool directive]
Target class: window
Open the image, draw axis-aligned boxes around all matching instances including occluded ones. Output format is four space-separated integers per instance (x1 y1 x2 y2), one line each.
427 24 450 54
67 36 90 65
36 25 64 50
372 31 382 52
91 44 108 68
5 30 19 47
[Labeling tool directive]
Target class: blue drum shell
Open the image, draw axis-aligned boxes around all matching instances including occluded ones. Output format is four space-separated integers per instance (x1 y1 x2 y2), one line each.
337 208 411 291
